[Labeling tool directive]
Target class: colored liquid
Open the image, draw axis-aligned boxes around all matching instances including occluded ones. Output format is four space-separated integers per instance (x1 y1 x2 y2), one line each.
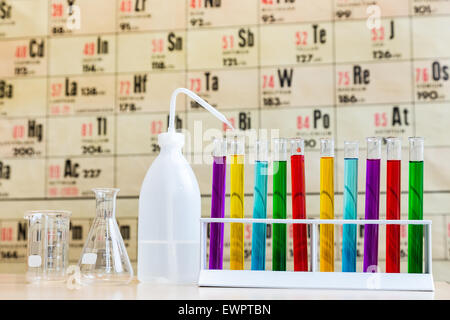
272 160 287 271
408 161 424 273
209 156 226 270
230 155 244 270
342 158 358 272
251 161 268 270
320 156 334 272
363 159 381 272
386 159 401 273
291 154 308 271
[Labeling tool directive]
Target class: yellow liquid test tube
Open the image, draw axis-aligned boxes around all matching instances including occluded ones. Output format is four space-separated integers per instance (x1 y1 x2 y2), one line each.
229 138 245 270
320 138 334 272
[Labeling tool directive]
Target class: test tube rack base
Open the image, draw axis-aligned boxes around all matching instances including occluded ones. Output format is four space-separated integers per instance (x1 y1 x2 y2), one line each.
199 218 434 292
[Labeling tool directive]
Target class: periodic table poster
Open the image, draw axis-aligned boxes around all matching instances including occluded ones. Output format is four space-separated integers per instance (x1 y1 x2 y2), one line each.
0 0 449 275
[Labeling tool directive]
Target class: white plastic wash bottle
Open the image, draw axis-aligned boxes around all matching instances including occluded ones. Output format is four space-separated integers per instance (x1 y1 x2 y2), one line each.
138 88 234 284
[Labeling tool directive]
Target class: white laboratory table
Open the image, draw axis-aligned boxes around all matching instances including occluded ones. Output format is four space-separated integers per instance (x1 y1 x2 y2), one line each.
0 274 448 300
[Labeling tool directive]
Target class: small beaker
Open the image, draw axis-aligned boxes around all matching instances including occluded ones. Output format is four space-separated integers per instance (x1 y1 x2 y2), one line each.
24 210 71 284
78 188 133 285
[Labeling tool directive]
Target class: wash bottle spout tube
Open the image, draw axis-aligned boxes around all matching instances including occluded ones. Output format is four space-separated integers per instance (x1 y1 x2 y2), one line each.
342 141 358 273
408 137 424 273
363 137 381 272
386 137 401 273
169 88 234 133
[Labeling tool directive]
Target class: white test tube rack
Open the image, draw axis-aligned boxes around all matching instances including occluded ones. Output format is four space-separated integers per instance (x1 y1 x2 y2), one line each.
198 218 434 291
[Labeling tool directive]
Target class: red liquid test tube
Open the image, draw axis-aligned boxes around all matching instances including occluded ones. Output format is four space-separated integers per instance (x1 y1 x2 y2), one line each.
386 137 401 273
290 138 308 271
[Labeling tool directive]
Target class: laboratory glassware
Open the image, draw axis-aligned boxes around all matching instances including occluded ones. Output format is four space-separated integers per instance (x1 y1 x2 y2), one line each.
408 137 424 273
25 210 71 284
386 137 401 273
342 141 359 272
78 188 133 285
272 138 287 271
290 138 307 272
363 137 381 272
209 138 227 270
320 138 334 272
229 135 245 270
138 88 233 283
251 140 268 271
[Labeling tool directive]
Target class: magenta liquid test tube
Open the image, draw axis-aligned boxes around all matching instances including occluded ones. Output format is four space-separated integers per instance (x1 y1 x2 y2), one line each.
363 137 381 272
209 139 227 269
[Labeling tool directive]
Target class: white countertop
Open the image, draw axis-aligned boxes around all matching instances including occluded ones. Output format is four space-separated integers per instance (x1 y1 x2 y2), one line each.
0 274 448 300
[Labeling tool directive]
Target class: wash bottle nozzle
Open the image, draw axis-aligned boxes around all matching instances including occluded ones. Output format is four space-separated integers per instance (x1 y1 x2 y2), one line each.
168 88 234 133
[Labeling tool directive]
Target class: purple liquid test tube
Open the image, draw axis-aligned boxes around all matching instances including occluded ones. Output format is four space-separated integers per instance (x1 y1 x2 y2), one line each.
209 139 227 269
363 137 381 272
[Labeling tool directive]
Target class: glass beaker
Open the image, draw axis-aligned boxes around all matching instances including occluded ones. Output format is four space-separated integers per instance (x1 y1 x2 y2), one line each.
24 210 71 284
78 188 133 285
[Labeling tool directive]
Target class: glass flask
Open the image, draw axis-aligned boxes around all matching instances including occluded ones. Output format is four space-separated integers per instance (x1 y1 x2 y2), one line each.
24 210 71 284
78 188 133 285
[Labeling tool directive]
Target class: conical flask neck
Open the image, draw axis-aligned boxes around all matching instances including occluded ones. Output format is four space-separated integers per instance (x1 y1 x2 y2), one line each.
92 188 118 218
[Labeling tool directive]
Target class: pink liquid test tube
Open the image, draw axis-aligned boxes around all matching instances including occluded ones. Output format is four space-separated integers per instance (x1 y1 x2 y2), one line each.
209 139 227 269
363 137 381 272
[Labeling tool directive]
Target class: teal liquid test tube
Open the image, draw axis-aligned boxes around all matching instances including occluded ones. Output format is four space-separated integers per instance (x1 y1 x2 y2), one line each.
408 137 424 273
251 140 268 270
342 141 359 272
272 138 287 271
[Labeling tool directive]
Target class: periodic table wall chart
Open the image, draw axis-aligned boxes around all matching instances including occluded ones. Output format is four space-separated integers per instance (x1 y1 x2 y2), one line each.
0 0 449 276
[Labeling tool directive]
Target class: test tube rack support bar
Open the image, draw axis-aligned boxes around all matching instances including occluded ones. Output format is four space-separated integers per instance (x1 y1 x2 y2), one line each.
198 218 434 292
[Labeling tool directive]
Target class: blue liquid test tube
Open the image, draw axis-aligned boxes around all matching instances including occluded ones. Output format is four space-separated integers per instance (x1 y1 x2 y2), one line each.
251 140 268 270
342 141 359 272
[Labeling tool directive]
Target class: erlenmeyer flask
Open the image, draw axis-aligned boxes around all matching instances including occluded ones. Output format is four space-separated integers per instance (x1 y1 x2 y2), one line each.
78 188 133 285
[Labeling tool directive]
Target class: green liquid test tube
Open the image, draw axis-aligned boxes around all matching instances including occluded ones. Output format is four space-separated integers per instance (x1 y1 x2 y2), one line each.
408 137 424 273
272 138 287 271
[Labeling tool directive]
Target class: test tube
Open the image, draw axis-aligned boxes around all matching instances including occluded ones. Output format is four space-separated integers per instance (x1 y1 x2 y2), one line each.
251 140 268 271
342 141 359 272
229 136 245 270
386 137 401 273
209 139 227 270
363 137 381 272
290 138 308 271
272 138 287 271
408 137 424 273
320 138 334 272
